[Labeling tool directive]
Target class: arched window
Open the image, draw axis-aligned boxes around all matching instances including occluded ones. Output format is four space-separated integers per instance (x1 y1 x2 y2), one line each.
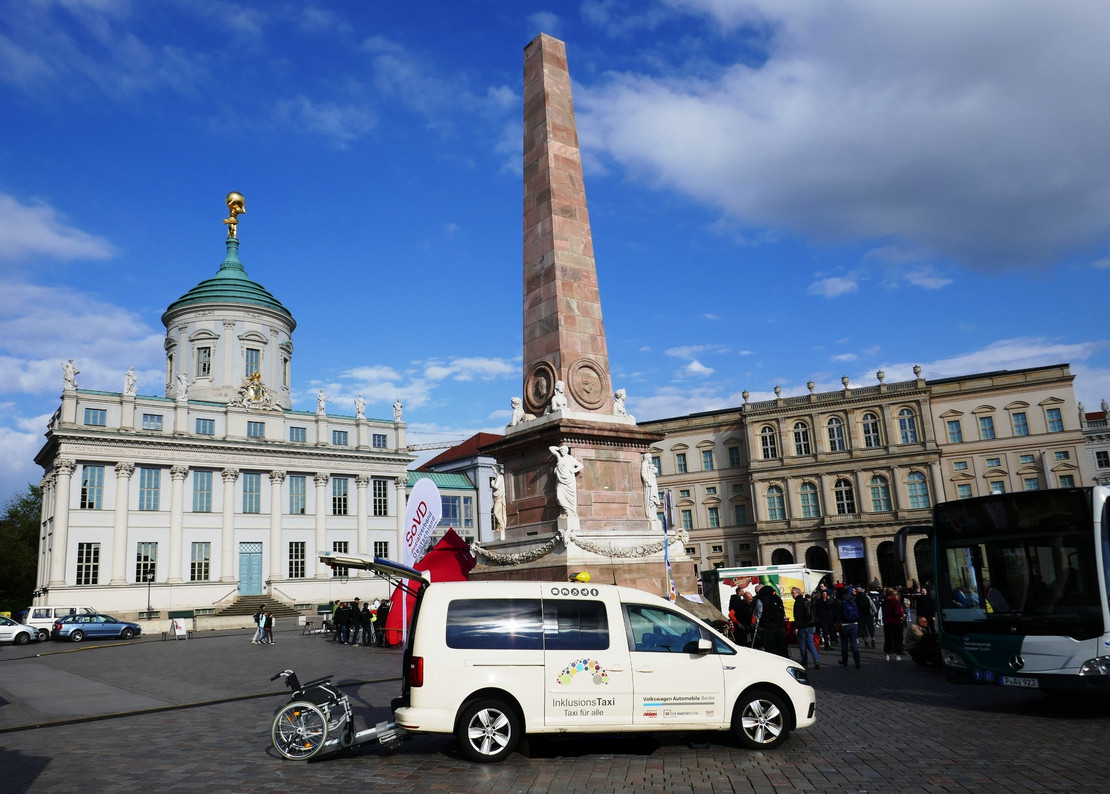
793 422 811 455
771 548 794 565
766 485 786 520
799 482 820 518
827 417 845 452
861 412 882 448
898 408 918 443
869 475 892 512
760 426 778 459
907 471 931 509
834 478 856 514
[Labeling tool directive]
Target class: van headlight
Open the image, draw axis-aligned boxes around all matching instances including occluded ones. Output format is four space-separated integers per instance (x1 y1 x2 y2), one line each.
941 650 966 669
1079 657 1110 676
787 666 809 685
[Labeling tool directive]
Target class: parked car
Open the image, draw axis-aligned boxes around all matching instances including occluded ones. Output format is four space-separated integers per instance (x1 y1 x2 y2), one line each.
51 614 142 642
0 615 40 645
24 605 99 641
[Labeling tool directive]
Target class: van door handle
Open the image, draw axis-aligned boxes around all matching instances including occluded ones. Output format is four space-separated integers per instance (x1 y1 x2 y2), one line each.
635 666 654 673
607 665 625 673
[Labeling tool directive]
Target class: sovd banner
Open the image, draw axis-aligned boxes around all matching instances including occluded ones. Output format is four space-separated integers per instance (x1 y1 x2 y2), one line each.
403 477 442 569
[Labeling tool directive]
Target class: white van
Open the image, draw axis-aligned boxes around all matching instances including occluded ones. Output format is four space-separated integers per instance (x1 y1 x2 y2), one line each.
23 605 99 641
319 553 816 763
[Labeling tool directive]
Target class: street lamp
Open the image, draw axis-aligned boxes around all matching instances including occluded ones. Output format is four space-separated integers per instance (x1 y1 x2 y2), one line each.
145 571 154 619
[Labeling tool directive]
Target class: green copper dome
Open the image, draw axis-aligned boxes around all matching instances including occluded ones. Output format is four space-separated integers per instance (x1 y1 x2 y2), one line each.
161 238 296 329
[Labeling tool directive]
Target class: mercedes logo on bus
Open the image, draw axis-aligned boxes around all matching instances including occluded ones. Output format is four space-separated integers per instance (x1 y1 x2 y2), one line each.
1008 655 1026 671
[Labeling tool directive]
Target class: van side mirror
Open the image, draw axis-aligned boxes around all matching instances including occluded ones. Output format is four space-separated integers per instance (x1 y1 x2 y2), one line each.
684 637 713 654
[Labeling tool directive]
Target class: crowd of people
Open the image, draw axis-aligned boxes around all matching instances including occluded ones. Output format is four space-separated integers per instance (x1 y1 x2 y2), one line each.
326 598 393 647
727 579 940 670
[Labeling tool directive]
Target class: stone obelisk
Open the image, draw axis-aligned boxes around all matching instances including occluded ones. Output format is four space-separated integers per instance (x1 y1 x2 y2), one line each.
472 34 694 594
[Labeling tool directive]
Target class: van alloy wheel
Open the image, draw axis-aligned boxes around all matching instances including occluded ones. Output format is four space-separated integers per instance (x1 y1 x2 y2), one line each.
734 688 790 750
457 698 520 763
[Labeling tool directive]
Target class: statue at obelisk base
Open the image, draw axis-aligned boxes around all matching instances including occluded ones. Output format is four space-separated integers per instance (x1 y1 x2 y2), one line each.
470 33 693 596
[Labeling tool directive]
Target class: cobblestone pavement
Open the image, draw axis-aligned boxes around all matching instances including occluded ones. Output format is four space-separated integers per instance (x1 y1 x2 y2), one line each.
2 626 1110 793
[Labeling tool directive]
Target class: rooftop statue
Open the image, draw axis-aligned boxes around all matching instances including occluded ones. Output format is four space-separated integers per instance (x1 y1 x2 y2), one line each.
223 191 246 239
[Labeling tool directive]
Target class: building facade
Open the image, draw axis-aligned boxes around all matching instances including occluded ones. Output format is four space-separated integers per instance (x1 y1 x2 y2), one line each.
33 233 414 617
639 364 1090 588
1080 400 1110 485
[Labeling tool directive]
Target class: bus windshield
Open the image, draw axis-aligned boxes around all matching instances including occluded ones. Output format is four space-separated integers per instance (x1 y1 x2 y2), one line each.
933 489 1104 641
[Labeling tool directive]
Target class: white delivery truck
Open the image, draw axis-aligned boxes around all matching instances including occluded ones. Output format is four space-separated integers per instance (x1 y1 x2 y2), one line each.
716 565 832 623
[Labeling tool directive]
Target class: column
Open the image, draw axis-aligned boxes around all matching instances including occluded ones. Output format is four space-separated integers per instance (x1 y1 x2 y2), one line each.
37 474 53 591
269 470 286 583
395 475 407 563
356 475 370 566
864 535 881 587
120 393 136 431
221 320 236 391
314 473 329 577
48 459 76 587
221 468 239 581
110 462 134 584
167 465 188 583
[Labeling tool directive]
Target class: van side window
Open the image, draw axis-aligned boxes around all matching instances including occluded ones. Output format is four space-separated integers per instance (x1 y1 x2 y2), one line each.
445 599 543 650
624 605 734 655
542 600 609 651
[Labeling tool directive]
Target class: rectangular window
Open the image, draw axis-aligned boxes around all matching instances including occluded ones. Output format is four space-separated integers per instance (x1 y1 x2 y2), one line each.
196 346 212 378
681 509 693 530
734 504 748 526
136 541 157 583
445 599 543 650
801 487 821 517
1097 451 1110 468
196 418 215 435
953 461 968 471
288 542 306 579
373 541 390 559
702 450 715 471
543 600 609 652
141 413 163 432
1054 451 1070 461
332 430 349 446
332 477 349 515
1012 412 1029 436
1047 408 1064 432
708 507 720 528
245 348 260 378
80 465 103 509
651 455 662 475
989 481 1006 495
956 484 973 499
289 426 306 443
1019 454 1036 464
946 420 963 443
727 446 741 468
1059 474 1075 487
978 416 996 440
76 542 100 586
247 421 265 438
441 495 475 528
193 470 212 512
242 472 261 513
986 457 1001 467
190 542 211 582
84 408 107 426
679 489 690 498
676 453 687 474
372 478 389 516
711 544 723 553
1024 478 1040 491
289 475 306 514
372 433 387 448
138 467 160 511
705 487 717 496
331 541 349 577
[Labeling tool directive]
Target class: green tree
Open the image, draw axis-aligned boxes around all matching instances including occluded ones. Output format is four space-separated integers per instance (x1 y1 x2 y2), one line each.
0 484 42 616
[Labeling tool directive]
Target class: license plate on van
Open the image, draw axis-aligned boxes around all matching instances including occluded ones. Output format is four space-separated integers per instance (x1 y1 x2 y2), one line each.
1001 676 1038 688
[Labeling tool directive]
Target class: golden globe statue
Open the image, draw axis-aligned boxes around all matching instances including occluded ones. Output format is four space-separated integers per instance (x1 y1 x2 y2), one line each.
223 191 246 238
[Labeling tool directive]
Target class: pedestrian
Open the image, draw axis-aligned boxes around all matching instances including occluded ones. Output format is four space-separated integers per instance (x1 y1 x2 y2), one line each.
881 587 907 660
262 609 274 645
815 590 838 649
791 587 820 669
855 586 878 649
835 590 862 668
360 602 373 646
334 601 351 644
753 584 789 658
251 604 265 644
376 599 391 646
916 586 937 632
728 585 753 647
347 598 361 645
331 601 345 643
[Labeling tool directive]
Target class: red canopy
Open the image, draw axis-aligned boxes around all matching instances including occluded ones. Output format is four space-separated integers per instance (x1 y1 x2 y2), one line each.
382 528 475 646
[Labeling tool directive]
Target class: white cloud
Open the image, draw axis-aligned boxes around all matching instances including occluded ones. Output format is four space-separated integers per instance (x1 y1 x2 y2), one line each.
683 359 714 377
423 357 516 382
578 1 1110 270
274 95 376 150
0 194 115 262
831 353 857 363
808 276 858 298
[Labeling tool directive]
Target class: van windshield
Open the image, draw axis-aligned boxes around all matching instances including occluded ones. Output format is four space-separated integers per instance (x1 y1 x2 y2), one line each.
624 605 734 654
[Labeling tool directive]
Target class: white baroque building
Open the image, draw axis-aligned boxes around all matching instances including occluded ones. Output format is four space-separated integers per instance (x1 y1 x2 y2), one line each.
33 231 414 617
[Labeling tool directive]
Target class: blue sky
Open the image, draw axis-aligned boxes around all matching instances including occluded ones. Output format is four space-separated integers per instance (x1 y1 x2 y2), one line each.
3 1 1109 504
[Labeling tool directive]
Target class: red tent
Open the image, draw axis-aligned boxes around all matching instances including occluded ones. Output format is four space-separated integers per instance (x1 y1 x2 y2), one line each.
382 528 475 646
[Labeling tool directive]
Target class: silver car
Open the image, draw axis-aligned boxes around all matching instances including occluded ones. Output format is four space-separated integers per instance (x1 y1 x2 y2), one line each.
0 615 40 645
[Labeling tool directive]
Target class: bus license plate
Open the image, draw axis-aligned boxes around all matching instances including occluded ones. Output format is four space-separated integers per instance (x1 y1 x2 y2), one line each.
1002 676 1039 688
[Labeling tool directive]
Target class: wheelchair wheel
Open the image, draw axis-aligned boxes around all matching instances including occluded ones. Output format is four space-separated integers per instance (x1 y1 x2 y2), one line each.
271 700 329 760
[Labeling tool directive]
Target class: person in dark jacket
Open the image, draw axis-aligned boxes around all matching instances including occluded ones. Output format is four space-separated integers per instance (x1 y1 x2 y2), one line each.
753 585 789 658
359 603 373 646
791 587 820 668
916 586 937 632
815 590 838 649
855 586 877 649
375 600 391 646
836 591 862 668
347 598 362 645
334 602 351 644
728 586 753 647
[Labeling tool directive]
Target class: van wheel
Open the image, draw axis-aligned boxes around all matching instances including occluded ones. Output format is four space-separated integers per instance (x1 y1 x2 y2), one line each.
37 629 49 642
733 689 790 750
457 699 520 762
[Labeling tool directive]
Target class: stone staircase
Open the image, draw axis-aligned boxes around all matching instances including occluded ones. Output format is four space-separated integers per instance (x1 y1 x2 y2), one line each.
215 595 303 620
